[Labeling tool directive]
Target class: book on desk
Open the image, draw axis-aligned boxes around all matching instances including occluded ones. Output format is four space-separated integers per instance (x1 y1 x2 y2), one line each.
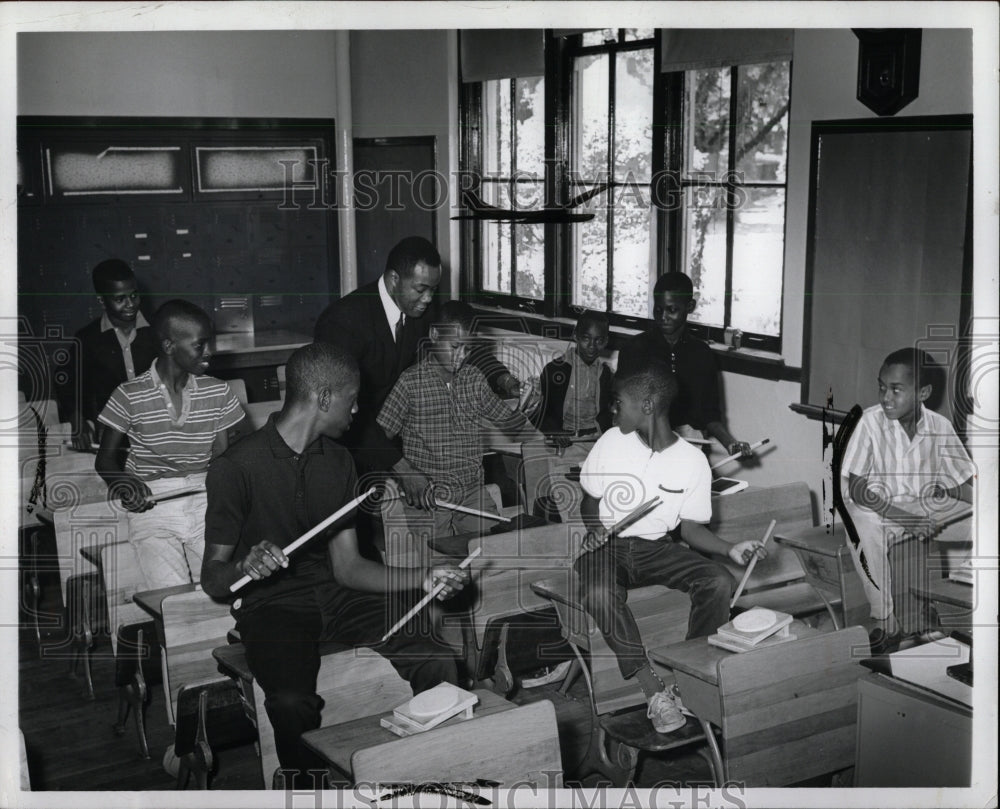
707 608 796 653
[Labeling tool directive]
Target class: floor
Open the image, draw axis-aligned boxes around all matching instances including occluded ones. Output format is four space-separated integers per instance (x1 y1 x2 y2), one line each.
17 532 713 793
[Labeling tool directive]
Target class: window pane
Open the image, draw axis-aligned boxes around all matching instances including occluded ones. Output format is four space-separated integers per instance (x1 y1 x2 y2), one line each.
48 145 183 195
515 223 545 299
624 28 655 41
482 79 512 177
735 62 791 183
614 48 654 183
515 76 546 178
197 147 317 192
582 30 613 47
683 187 727 327
483 220 512 293
683 68 730 179
511 181 544 214
574 53 609 181
731 187 785 336
611 191 653 316
573 189 609 310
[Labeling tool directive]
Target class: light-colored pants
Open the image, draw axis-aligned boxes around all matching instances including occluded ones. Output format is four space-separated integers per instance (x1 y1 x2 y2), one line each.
382 481 499 568
127 473 207 590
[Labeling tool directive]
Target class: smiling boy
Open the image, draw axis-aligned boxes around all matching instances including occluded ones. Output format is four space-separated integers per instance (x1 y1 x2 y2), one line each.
841 347 974 653
71 259 158 450
95 299 244 589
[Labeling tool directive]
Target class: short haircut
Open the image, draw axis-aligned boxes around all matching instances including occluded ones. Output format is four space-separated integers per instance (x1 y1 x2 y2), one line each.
882 347 943 393
151 299 213 343
286 342 359 404
385 236 441 279
575 309 609 335
435 300 475 333
92 259 135 294
652 272 694 298
615 357 678 410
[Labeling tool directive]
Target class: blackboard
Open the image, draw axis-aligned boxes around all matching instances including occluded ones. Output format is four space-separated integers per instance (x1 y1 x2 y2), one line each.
802 115 972 421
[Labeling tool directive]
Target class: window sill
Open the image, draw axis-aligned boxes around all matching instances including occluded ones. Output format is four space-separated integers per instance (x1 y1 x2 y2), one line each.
466 303 801 382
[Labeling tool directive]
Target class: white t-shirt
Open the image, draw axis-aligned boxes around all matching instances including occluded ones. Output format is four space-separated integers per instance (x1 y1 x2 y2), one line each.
580 427 712 540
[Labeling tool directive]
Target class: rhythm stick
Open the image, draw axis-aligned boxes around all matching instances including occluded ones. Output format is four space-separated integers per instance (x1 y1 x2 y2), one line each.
380 546 483 642
729 519 776 608
230 488 377 593
572 496 662 562
150 485 206 505
711 438 771 471
382 495 511 523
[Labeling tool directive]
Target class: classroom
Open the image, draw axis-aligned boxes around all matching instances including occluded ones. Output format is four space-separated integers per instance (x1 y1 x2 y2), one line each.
3 3 997 805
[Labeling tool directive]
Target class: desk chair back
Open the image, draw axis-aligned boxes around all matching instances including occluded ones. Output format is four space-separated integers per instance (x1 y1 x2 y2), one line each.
252 648 412 789
161 588 235 726
351 699 563 788
715 625 868 786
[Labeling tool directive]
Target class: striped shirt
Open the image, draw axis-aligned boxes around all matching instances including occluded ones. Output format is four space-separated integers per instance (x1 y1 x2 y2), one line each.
99 364 244 480
841 404 973 506
377 358 527 486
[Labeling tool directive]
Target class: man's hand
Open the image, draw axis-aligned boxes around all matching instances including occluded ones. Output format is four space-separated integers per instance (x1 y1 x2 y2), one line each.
580 526 610 554
113 477 154 512
423 565 471 600
237 541 288 582
728 540 767 567
391 459 436 510
498 372 521 396
728 441 754 459
549 433 573 450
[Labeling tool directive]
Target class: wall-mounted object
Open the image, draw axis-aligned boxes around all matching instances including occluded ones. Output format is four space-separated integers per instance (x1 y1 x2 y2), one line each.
854 29 922 117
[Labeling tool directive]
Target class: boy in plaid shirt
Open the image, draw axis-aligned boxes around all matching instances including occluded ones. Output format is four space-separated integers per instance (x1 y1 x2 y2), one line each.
377 301 528 561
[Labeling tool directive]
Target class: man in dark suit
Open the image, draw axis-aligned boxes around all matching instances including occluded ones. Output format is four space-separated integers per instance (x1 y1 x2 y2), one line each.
314 236 441 507
71 259 158 449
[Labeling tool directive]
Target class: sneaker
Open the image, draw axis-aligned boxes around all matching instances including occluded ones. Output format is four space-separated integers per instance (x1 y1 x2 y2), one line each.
520 659 573 689
869 626 902 655
668 683 693 717
647 689 686 734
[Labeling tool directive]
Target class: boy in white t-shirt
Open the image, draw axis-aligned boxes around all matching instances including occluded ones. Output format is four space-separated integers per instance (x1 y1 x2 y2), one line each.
576 358 764 734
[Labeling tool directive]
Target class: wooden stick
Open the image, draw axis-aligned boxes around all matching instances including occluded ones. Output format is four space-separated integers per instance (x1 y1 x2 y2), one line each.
711 438 771 471
150 485 206 505
382 494 510 523
572 496 661 562
730 519 777 608
380 546 483 642
230 488 377 593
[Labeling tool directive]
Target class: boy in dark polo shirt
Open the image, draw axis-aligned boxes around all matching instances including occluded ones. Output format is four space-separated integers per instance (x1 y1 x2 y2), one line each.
201 342 468 785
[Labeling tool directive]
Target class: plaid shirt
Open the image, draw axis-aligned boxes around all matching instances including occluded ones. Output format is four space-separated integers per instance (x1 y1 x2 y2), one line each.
378 358 526 486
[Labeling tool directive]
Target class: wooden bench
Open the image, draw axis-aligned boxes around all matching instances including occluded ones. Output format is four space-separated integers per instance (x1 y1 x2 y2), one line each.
213 642 413 789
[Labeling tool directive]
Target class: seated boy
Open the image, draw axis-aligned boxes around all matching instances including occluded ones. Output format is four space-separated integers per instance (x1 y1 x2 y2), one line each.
533 309 613 446
201 343 467 785
575 358 763 733
616 272 753 458
841 347 974 654
377 301 529 553
71 259 158 450
96 299 245 589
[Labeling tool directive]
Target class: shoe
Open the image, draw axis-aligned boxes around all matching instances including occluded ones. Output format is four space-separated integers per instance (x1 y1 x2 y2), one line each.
520 659 573 689
668 683 693 717
647 689 687 734
869 626 902 655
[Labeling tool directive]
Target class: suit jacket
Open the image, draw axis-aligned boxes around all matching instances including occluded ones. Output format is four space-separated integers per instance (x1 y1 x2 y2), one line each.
532 355 614 435
314 280 434 475
74 318 159 424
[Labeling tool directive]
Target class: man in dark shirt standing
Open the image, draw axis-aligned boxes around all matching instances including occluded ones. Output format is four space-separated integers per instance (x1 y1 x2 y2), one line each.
200 342 468 784
616 272 752 458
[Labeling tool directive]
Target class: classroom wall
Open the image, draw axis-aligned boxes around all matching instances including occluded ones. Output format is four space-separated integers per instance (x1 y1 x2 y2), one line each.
349 29 458 295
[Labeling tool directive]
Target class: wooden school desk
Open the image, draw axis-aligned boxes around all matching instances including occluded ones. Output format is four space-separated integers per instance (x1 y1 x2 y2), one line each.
650 625 870 786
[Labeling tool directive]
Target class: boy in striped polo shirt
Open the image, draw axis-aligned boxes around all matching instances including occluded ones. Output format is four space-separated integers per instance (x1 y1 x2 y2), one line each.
96 299 245 589
842 347 974 653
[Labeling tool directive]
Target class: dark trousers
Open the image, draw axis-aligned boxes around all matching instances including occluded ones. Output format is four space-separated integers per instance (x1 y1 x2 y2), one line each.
236 584 458 779
574 536 735 679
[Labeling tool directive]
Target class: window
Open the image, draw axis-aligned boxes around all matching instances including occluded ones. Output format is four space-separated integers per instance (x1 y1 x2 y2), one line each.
464 76 546 304
670 62 790 349
457 31 792 355
570 31 656 319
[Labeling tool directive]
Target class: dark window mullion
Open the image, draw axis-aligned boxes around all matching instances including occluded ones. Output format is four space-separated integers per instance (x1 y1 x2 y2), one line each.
723 66 738 329
508 80 518 297
606 48 617 315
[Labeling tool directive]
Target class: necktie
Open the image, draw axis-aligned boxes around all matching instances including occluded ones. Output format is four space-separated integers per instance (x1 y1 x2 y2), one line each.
394 313 405 345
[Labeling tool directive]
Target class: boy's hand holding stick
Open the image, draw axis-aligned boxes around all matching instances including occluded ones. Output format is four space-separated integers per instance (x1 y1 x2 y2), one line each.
574 496 662 561
729 519 777 608
711 438 771 471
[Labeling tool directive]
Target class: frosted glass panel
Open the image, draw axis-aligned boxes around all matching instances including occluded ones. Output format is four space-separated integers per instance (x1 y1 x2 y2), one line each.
196 147 318 192
48 146 183 195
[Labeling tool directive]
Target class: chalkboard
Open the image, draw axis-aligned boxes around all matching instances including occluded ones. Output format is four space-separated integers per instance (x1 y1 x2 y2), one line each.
802 116 972 421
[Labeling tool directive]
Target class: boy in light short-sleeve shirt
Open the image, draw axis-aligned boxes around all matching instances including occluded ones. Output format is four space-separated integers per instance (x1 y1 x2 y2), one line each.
575 358 762 735
97 299 244 589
